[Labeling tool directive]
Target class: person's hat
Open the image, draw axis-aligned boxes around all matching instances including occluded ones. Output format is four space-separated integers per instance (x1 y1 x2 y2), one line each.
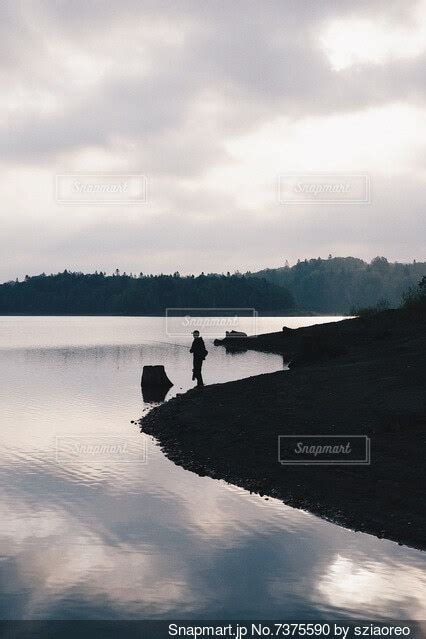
192 330 200 336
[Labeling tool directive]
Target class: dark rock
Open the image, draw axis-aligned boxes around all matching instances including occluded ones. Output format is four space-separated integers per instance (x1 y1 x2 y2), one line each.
141 365 173 403
141 365 173 387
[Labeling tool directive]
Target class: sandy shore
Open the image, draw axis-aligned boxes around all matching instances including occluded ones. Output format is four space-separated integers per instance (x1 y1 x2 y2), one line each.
140 310 426 550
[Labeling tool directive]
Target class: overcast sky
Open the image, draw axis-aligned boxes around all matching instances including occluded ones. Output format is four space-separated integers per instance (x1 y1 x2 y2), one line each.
1 0 425 280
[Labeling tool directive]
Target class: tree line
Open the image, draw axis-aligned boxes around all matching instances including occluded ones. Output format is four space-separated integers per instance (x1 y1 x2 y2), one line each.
252 256 426 313
0 271 294 315
1 257 425 315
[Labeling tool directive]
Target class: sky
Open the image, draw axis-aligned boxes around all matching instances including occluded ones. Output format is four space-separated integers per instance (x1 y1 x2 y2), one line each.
1 0 425 281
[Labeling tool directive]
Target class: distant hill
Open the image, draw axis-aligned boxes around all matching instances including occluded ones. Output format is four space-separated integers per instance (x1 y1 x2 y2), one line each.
0 271 294 315
1 258 424 316
251 257 426 314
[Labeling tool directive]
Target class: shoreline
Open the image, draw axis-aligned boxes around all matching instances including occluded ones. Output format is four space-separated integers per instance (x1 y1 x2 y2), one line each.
140 310 426 550
0 311 347 317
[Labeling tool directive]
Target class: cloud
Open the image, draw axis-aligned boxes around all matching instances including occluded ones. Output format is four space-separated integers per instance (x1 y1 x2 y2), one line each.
0 0 425 279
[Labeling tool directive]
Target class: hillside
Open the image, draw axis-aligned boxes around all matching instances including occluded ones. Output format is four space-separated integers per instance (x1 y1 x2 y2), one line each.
252 256 426 313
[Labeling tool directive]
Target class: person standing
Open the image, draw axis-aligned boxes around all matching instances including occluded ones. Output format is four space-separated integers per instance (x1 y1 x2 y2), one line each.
190 330 208 387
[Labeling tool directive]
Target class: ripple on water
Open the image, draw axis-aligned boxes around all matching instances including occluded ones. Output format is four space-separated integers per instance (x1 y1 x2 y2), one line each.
0 317 424 619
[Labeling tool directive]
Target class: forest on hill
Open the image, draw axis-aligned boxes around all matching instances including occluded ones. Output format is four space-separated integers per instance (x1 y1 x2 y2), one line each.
0 271 294 315
0 257 425 315
252 256 426 313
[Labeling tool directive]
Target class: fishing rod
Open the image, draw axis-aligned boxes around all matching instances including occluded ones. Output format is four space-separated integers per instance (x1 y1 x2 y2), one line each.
145 340 191 350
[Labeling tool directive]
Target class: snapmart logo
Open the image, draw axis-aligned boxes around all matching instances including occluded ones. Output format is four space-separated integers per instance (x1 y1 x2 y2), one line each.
278 435 370 465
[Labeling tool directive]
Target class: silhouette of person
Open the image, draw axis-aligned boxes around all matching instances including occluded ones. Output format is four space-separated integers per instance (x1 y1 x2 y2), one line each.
190 330 208 387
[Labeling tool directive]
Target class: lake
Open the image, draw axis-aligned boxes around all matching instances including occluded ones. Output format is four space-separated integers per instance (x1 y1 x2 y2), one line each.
0 316 424 619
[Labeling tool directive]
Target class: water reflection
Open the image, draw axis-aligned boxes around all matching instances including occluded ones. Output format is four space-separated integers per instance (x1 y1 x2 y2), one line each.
0 318 424 619
317 555 426 618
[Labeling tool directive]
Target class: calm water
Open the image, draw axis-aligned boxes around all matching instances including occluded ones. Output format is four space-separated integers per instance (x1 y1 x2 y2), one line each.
0 316 424 620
